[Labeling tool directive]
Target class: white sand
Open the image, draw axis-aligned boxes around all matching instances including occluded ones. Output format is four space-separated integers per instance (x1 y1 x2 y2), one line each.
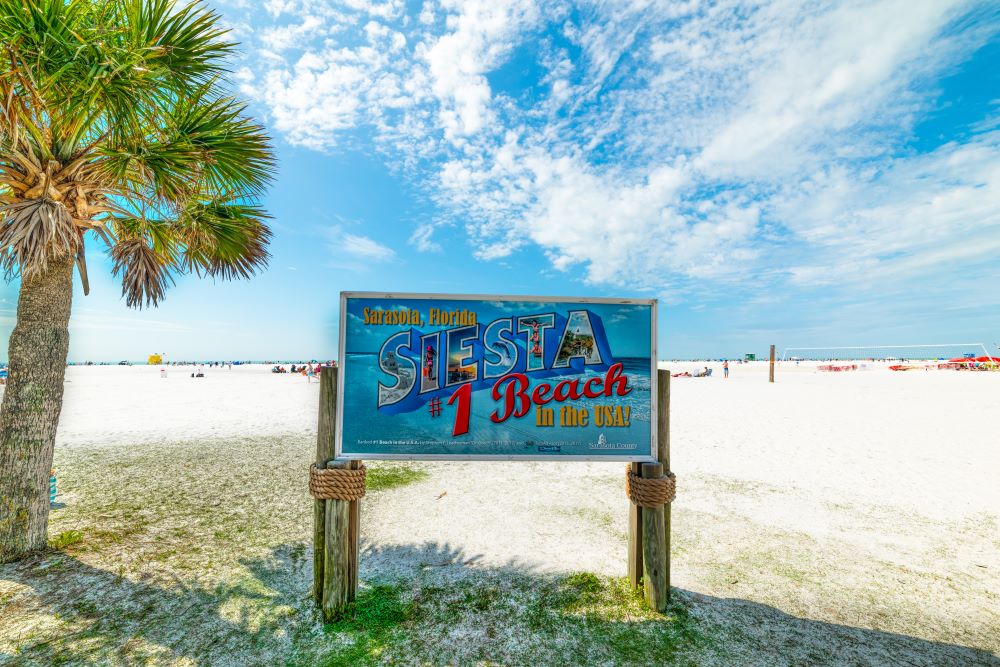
19 360 998 574
52 364 319 447
3 360 998 660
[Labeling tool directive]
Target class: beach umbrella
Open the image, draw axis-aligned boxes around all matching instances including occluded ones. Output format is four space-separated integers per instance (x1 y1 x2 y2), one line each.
946 356 1000 365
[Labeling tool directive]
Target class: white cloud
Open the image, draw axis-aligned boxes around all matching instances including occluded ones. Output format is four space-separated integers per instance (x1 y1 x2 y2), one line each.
779 131 1000 287
323 223 396 266
259 14 327 51
409 223 442 252
340 232 396 261
420 0 539 142
231 0 1000 300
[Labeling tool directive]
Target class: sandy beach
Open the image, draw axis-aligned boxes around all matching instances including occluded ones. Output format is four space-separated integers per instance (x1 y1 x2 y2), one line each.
1 361 998 665
53 360 1000 521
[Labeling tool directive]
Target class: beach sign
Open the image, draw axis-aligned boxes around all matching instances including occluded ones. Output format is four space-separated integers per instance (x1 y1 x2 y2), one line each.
336 292 657 460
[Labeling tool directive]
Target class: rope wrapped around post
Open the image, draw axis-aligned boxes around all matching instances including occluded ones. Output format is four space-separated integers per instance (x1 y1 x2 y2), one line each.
625 465 676 508
310 463 367 501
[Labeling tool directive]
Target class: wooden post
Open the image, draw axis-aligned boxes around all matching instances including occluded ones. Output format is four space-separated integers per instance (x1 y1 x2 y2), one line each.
657 370 671 601
769 344 776 383
347 459 362 598
313 366 337 604
323 457 353 621
641 462 668 611
628 461 643 590
632 370 672 603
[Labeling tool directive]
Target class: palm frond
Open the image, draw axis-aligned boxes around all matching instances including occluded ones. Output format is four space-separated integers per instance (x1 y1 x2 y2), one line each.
119 0 234 88
178 200 271 280
169 84 275 197
94 139 200 204
0 198 76 278
110 235 175 308
75 237 89 296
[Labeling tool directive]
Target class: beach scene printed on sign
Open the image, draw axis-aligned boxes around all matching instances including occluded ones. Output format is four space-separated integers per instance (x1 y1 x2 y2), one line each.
339 294 655 459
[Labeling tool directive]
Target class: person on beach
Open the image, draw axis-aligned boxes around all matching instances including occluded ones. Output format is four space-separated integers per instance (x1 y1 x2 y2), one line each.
723 360 729 378
306 365 315 382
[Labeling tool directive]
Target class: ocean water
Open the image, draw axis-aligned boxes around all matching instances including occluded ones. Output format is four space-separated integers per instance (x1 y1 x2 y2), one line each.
341 354 652 458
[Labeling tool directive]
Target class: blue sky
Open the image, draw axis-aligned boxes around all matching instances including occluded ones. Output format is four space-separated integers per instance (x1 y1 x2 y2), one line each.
2 0 999 361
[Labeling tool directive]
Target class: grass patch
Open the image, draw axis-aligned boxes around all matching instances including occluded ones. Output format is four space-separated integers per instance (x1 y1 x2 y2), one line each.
297 584 415 667
331 584 413 634
365 463 429 491
49 530 83 550
294 572 709 666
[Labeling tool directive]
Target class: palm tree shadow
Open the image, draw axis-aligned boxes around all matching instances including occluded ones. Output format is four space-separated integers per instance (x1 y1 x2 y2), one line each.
677 591 999 666
0 541 481 665
1 542 996 666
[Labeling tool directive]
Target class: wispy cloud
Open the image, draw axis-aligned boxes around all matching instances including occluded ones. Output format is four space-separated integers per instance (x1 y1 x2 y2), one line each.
324 225 397 270
340 232 396 261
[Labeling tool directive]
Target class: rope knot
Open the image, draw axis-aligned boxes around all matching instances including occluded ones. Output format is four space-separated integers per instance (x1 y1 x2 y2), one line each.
625 465 676 508
309 463 366 501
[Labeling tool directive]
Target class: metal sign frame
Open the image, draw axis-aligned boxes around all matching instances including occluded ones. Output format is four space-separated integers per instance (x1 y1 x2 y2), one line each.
335 291 658 462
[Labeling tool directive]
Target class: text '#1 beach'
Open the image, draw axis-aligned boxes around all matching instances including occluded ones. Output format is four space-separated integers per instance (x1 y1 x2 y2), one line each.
336 292 658 461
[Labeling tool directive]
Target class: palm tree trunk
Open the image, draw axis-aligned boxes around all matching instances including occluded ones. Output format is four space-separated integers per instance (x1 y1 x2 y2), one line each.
0 255 74 562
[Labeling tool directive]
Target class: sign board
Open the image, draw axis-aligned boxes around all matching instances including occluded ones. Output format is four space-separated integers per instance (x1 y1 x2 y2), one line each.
336 292 657 461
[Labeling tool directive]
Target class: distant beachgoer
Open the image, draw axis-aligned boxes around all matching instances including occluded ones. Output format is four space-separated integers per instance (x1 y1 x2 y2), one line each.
723 360 729 378
307 365 315 382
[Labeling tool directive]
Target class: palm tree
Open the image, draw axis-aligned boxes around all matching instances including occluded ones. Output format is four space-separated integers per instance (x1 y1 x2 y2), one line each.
0 0 275 561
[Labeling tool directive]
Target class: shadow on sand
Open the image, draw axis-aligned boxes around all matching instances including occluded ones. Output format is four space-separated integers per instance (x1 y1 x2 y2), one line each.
0 540 996 666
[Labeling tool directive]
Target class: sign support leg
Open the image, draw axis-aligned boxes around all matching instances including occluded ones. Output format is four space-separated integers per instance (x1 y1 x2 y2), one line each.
313 366 337 603
629 370 672 609
657 370 671 603
347 459 361 598
314 366 361 621
628 461 643 590
323 458 353 621
641 462 668 611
